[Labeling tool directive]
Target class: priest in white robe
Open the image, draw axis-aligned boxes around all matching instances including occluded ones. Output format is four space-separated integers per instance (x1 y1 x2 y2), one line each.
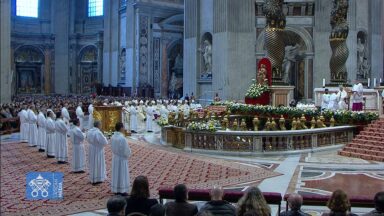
145 102 155 132
129 104 138 133
45 110 56 158
328 93 338 111
321 89 331 110
86 121 108 184
61 104 71 125
88 103 94 130
110 122 131 195
55 112 69 163
337 86 348 110
27 106 38 147
70 119 86 173
37 109 47 152
76 103 85 130
122 104 130 132
18 107 29 142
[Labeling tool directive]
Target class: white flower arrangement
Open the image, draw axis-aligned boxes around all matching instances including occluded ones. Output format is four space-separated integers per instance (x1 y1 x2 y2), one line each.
187 120 220 132
245 82 269 99
156 117 169 127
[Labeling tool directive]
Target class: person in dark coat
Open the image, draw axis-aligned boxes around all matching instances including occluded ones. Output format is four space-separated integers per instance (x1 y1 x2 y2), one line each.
199 185 236 216
164 184 198 216
107 196 127 216
280 193 310 216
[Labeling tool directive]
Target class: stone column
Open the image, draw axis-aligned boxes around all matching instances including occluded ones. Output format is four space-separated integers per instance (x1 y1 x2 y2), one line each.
0 0 11 103
183 0 199 97
53 0 70 94
44 46 52 94
160 39 170 98
97 33 103 84
314 0 332 87
212 0 256 100
369 0 384 84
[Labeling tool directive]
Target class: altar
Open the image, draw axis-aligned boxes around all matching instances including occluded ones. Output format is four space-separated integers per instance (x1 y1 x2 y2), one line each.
93 106 125 133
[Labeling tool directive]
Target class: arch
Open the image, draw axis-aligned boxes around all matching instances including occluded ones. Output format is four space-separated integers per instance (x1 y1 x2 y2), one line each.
14 45 44 63
77 45 98 94
256 26 314 54
160 14 184 26
78 45 98 62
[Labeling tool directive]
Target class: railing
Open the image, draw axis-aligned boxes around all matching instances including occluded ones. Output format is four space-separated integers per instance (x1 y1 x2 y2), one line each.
183 126 355 153
0 117 20 135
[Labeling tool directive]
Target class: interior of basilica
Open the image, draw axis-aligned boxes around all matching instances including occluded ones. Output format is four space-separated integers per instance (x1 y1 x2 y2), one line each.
0 0 384 216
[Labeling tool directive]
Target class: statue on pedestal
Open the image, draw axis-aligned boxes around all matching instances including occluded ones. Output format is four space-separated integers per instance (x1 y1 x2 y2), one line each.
199 40 212 78
282 44 300 84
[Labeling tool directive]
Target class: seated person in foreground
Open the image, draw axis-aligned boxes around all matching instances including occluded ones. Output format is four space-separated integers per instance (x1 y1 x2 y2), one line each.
322 189 357 216
363 191 384 216
125 175 158 216
164 184 198 216
237 187 271 216
280 193 310 216
198 185 236 216
107 196 127 216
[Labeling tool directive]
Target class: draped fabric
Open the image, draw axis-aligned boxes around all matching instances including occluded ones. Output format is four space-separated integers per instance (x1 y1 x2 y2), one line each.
129 106 138 131
88 104 94 130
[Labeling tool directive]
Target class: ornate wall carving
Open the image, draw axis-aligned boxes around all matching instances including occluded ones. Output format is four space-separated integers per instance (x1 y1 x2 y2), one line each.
153 38 161 94
138 15 149 86
78 45 98 94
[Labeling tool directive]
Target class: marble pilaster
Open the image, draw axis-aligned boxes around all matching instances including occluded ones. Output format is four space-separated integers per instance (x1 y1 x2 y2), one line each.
0 0 11 103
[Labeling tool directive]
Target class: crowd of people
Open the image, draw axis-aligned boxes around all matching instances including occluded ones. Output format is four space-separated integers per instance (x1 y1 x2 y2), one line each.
105 181 384 216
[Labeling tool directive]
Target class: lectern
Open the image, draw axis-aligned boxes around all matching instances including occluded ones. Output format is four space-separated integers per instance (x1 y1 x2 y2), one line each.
93 106 123 132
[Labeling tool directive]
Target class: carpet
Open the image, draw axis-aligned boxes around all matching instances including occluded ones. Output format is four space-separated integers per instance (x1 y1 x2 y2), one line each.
0 134 280 216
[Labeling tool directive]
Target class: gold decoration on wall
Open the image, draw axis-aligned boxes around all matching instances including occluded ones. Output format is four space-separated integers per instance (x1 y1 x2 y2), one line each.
93 110 102 122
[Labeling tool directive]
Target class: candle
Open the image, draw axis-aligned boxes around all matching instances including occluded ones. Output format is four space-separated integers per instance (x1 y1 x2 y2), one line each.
380 78 382 83
322 79 325 87
367 78 370 87
374 78 377 87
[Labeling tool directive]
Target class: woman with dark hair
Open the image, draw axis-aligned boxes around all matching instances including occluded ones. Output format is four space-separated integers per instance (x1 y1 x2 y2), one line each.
322 189 357 216
237 187 271 216
164 184 198 216
125 176 158 215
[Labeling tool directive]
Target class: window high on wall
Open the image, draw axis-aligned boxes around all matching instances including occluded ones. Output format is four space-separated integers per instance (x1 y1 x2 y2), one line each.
16 0 39 18
88 0 103 17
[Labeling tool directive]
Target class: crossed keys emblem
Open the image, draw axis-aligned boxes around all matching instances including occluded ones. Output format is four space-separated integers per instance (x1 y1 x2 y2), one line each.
28 174 51 197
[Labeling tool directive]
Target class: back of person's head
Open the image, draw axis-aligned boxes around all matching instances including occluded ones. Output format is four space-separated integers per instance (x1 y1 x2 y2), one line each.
237 187 271 216
115 122 124 132
149 204 165 216
374 191 384 212
197 210 214 216
287 193 303 211
327 189 350 213
107 196 126 215
130 175 150 199
94 120 101 128
56 112 62 119
210 185 224 201
243 210 260 216
72 119 79 126
174 184 188 202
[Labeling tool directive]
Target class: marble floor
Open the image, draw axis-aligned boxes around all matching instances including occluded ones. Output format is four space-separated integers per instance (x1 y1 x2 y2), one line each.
68 131 384 216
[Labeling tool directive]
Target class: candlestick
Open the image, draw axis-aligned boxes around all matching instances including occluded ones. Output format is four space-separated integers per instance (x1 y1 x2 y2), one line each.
367 78 370 87
322 79 325 87
373 78 377 87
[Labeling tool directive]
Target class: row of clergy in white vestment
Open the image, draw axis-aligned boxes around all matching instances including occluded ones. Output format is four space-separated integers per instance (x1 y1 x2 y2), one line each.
118 100 202 133
321 85 366 111
18 106 134 194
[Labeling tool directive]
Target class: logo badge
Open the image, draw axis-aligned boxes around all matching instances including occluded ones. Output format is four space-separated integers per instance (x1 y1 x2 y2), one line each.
26 172 63 200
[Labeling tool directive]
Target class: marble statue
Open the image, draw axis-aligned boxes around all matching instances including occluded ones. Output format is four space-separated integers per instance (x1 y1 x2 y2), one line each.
357 38 365 69
257 64 268 86
282 44 300 84
199 40 212 78
173 53 183 70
